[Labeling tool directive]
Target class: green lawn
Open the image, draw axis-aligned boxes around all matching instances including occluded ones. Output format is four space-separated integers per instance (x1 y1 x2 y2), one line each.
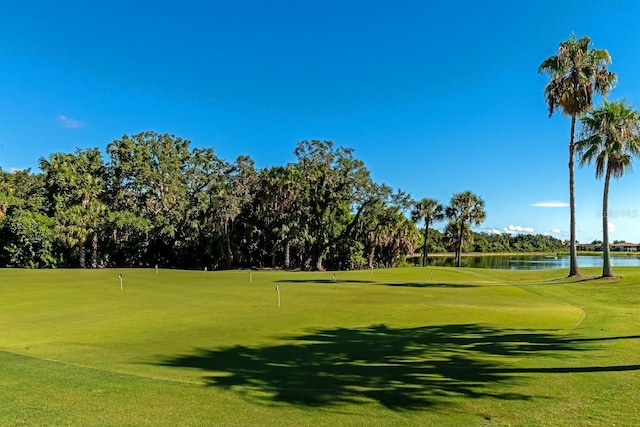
1 267 639 426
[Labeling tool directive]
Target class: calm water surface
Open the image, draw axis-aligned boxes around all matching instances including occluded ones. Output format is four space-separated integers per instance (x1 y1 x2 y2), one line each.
426 255 640 270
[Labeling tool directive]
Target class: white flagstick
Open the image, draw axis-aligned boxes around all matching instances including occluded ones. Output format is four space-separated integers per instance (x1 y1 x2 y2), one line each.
275 283 280 307
155 264 158 275
119 274 123 291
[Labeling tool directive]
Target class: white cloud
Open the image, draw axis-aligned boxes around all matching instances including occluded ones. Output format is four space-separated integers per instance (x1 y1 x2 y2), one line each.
550 228 570 238
503 225 535 234
490 228 502 235
531 201 569 208
57 114 83 128
608 222 616 233
8 167 23 173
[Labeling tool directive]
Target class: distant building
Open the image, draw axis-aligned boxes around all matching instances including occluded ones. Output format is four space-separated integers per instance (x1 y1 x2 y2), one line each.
577 242 639 252
576 242 601 251
610 242 640 252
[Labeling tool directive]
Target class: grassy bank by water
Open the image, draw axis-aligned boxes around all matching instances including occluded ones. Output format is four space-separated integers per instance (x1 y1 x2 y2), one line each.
1 267 639 426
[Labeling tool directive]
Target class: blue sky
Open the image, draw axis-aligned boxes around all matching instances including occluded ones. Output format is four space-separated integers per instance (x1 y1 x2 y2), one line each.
1 1 640 243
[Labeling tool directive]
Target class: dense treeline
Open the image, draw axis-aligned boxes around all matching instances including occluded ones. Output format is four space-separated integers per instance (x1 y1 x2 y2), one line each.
471 232 565 253
0 132 564 270
419 230 565 256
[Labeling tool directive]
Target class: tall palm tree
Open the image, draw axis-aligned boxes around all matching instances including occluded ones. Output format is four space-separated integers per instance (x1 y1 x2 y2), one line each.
411 198 444 267
445 191 486 268
539 34 617 277
576 99 640 277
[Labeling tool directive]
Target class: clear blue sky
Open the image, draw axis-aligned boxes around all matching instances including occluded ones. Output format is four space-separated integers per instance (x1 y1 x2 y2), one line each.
1 1 640 243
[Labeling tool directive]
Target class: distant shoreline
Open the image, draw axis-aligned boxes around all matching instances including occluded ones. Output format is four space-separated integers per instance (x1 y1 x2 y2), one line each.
412 251 640 258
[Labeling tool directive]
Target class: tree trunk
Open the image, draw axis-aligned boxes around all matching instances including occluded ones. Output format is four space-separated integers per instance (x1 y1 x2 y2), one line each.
311 243 326 271
568 115 581 277
91 232 98 268
602 167 612 277
368 245 375 269
225 220 233 269
422 224 429 267
456 225 464 268
79 242 86 268
284 241 291 269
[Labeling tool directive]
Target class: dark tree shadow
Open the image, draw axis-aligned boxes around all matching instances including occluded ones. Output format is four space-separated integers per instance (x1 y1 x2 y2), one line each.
152 323 615 410
277 279 375 284
380 282 476 288
498 364 640 374
275 279 473 288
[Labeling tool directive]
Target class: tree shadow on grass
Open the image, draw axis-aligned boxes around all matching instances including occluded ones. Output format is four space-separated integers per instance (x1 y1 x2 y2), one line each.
277 279 375 284
275 280 473 288
380 282 476 288
569 334 640 343
154 323 605 410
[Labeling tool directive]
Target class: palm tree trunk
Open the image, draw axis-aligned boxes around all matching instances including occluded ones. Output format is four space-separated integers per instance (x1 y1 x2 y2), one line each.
284 241 290 269
91 232 98 268
422 225 429 267
79 242 86 268
602 167 613 277
456 225 464 268
568 115 581 277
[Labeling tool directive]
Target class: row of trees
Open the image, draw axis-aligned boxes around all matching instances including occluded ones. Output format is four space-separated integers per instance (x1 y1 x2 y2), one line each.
540 35 640 278
416 229 565 257
1 134 564 270
410 192 487 268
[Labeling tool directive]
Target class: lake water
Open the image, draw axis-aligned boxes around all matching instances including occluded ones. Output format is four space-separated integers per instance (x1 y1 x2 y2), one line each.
426 255 640 270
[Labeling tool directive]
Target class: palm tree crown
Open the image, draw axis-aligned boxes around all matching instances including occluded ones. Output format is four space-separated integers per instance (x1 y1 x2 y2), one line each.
539 35 617 118
578 99 640 178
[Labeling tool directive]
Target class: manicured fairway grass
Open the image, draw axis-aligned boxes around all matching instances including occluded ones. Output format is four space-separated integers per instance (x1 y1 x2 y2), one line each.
1 267 639 426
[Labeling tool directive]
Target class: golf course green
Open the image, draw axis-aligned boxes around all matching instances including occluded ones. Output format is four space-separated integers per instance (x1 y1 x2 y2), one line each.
1 267 639 426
